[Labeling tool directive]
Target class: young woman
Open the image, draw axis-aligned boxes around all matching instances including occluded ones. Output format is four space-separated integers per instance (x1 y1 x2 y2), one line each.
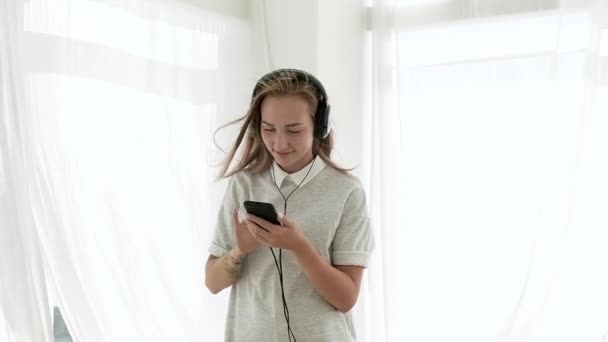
205 69 374 342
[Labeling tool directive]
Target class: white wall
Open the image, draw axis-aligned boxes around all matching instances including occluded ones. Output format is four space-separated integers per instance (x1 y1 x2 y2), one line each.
260 0 367 175
317 0 366 176
262 0 318 72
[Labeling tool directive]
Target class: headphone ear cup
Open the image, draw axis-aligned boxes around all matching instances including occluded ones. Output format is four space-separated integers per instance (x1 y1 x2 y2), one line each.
317 104 330 140
324 118 333 139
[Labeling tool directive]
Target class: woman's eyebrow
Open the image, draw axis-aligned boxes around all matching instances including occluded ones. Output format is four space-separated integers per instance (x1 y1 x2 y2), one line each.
262 121 303 127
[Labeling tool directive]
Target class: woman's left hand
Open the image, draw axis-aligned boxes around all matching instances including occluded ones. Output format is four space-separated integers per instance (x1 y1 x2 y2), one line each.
245 214 309 252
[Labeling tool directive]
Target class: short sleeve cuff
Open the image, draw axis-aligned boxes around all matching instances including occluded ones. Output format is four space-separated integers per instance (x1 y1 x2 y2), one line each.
208 243 229 258
331 251 371 267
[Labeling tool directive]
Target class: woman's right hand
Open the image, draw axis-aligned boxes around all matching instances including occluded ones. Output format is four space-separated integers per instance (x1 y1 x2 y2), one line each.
233 208 259 255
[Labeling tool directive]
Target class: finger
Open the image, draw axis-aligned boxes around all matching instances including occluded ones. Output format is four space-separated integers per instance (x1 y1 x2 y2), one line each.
245 215 268 230
250 225 271 244
277 214 293 227
245 222 266 246
232 208 241 225
247 219 270 236
247 214 278 232
245 221 259 237
254 225 271 240
245 218 261 230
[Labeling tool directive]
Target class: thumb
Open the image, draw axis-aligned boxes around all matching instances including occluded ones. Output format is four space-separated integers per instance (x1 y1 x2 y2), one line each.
278 213 291 226
232 208 242 225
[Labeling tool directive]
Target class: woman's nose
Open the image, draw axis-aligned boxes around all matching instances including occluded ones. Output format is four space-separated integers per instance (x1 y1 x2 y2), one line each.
273 132 288 150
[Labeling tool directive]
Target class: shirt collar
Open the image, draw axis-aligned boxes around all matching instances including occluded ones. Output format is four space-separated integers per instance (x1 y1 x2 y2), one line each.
271 155 326 189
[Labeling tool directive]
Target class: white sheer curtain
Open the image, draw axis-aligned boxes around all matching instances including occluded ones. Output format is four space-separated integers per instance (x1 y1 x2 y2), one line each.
367 0 608 341
5 0 608 341
1 2 54 341
1 0 264 341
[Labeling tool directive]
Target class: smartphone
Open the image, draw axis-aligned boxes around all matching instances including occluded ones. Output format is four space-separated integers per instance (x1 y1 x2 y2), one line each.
243 201 281 225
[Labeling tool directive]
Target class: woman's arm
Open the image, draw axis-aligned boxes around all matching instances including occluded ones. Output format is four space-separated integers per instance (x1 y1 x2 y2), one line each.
206 209 260 294
204 249 245 294
245 214 365 313
292 240 364 313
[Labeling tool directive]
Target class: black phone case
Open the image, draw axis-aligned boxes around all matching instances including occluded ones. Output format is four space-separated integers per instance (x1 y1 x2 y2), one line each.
243 201 280 225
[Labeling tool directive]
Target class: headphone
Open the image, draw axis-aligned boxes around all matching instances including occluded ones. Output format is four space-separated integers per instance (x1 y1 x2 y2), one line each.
252 68 331 141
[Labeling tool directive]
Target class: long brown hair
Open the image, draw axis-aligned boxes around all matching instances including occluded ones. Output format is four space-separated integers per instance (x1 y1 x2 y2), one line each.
215 69 352 179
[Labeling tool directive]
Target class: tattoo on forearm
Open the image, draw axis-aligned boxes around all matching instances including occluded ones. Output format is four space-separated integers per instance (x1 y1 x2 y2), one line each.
222 254 243 281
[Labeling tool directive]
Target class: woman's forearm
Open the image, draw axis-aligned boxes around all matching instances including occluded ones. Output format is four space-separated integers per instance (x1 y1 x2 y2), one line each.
205 248 245 294
292 241 357 313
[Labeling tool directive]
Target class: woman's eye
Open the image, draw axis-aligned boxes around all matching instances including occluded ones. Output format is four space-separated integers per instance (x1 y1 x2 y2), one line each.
263 128 275 132
287 130 301 134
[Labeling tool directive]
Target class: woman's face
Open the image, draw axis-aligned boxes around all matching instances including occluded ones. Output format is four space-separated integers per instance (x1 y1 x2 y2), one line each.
260 95 315 174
